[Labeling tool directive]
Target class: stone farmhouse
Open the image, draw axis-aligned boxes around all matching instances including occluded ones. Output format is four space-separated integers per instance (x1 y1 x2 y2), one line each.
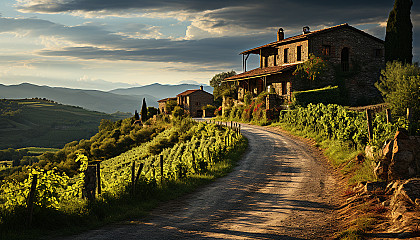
157 97 176 114
157 86 214 117
224 23 385 106
177 86 214 117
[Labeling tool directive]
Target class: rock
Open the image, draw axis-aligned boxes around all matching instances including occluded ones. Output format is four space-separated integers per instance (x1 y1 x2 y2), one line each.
374 161 389 181
365 145 375 159
382 139 394 162
355 153 365 163
399 178 420 206
387 130 420 180
365 181 387 193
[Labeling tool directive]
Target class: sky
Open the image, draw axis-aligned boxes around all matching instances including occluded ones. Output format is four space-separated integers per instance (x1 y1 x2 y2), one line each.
0 0 418 91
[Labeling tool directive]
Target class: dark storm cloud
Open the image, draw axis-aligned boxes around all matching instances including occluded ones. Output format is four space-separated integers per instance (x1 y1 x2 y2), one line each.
37 34 273 67
19 0 397 30
0 16 271 66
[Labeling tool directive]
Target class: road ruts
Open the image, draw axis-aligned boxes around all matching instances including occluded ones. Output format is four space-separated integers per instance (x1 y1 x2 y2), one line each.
61 123 339 240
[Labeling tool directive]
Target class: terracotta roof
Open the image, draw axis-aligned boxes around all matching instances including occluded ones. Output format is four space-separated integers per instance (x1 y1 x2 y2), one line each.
176 89 201 97
157 97 176 103
224 64 298 81
240 23 384 55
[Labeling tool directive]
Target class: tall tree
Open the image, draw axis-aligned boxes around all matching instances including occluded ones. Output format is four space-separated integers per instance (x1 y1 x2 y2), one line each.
385 0 413 63
134 110 140 120
209 71 236 105
141 98 147 122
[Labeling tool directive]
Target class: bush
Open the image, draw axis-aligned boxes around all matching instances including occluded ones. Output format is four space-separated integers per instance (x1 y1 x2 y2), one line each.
292 86 341 106
375 61 420 120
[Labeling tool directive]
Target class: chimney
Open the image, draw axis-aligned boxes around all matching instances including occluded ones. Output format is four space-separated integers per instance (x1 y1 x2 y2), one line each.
303 26 310 34
200 86 203 91
277 28 284 41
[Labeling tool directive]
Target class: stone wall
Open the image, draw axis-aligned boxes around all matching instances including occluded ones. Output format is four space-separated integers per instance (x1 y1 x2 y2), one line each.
374 129 420 181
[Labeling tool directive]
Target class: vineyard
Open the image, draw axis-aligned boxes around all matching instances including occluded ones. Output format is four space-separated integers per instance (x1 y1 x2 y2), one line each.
278 103 411 150
0 119 246 238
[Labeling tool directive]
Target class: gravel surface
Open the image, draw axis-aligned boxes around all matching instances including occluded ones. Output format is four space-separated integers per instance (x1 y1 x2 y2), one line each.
62 123 341 240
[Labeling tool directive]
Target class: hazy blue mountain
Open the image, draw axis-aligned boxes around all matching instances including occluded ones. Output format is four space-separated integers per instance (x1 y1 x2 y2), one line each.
0 83 157 114
110 83 214 100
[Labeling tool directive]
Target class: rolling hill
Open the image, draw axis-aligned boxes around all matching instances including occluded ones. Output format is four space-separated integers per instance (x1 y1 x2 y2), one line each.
0 99 131 149
0 83 157 114
109 83 213 100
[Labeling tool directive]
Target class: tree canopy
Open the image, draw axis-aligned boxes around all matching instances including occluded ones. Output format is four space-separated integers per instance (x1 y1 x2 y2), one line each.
375 61 420 120
385 0 413 63
209 71 236 104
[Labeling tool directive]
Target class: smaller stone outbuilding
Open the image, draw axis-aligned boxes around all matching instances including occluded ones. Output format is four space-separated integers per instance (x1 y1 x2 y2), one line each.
157 97 177 114
177 86 214 117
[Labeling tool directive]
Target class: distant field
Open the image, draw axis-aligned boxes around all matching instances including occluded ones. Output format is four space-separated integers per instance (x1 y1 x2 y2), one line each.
0 99 131 149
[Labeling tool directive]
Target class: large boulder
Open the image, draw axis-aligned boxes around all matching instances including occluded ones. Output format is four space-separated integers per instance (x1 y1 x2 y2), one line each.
375 129 420 181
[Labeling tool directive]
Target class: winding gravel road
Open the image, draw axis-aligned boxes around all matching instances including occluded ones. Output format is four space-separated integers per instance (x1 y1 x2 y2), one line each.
63 123 340 240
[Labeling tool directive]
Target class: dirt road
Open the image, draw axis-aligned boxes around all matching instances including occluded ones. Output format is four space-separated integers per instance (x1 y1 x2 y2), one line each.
64 123 340 240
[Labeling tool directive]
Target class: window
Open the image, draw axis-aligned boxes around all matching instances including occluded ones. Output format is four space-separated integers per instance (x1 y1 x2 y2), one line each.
264 56 268 67
375 49 383 58
281 81 287 95
341 47 349 72
284 48 289 63
297 46 302 61
322 45 331 56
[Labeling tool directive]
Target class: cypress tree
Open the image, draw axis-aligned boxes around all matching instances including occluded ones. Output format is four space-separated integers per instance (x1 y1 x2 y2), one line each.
134 110 140 120
141 98 147 122
385 0 413 63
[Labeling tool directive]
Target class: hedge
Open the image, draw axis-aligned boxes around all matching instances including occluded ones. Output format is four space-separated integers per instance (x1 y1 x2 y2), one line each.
292 85 341 106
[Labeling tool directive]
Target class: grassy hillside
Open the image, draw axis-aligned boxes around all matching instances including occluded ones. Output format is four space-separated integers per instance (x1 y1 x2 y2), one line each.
0 99 130 149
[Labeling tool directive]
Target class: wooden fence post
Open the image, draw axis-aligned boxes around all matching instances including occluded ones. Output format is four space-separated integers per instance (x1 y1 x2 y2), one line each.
131 161 135 196
83 165 97 201
96 162 101 195
26 174 37 228
160 155 164 185
207 147 211 163
407 108 412 135
366 109 373 143
135 163 144 183
386 109 392 124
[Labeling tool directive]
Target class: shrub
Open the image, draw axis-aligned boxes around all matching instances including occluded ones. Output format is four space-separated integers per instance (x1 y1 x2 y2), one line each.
292 85 341 106
375 61 420 120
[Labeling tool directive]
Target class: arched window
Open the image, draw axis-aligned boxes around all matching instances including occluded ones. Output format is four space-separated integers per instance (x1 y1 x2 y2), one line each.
341 47 349 71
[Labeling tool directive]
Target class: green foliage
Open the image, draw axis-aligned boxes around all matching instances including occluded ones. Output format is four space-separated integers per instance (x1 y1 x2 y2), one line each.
292 86 342 107
244 91 253 105
293 54 328 81
385 0 413 63
279 103 408 150
209 71 236 104
0 118 247 237
141 98 148 123
147 107 158 119
134 110 140 120
172 106 186 119
202 104 216 113
375 61 420 120
164 99 177 114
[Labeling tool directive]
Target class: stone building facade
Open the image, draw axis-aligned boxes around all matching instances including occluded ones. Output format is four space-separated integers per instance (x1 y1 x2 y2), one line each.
176 86 214 117
157 97 176 114
225 23 385 106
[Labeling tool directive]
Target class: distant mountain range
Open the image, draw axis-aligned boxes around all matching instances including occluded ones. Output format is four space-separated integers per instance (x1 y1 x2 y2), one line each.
110 83 213 100
0 83 213 114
